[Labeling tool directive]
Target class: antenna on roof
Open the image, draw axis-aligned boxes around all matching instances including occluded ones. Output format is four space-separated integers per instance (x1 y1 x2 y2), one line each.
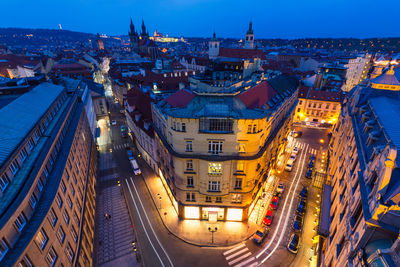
58 24 62 30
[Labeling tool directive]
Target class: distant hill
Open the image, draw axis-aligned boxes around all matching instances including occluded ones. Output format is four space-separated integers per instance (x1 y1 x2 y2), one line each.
0 27 98 47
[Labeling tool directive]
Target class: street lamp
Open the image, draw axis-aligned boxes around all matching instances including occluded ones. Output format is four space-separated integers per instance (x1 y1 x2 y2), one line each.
208 227 218 244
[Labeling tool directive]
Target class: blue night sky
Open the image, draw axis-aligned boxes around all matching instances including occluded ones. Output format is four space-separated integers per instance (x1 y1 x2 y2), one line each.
2 0 399 38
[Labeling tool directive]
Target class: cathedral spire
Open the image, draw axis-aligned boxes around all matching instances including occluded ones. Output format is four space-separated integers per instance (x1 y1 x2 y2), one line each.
247 21 253 35
141 18 148 38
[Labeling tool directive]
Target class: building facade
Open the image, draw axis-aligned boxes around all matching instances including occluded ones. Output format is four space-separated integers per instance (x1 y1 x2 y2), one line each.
0 81 97 267
319 66 400 267
344 54 372 92
294 86 343 126
152 74 299 221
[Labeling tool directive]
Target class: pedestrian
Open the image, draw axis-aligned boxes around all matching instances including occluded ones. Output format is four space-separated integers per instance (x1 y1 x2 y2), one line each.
108 214 112 219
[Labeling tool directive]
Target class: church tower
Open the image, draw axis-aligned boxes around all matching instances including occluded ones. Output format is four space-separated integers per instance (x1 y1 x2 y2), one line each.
128 18 139 51
208 32 220 59
141 18 149 40
244 21 254 49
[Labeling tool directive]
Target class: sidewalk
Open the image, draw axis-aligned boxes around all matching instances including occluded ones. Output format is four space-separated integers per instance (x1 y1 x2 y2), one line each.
134 152 259 247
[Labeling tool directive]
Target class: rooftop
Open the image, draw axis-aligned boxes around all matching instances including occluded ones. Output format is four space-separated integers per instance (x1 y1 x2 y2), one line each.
0 82 64 168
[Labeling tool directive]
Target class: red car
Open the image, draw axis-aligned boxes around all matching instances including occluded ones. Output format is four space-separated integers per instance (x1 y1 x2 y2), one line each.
270 196 280 210
263 210 273 226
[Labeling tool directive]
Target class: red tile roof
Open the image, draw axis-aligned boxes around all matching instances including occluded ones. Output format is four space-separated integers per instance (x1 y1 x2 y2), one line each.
164 89 195 108
238 81 277 108
219 48 266 60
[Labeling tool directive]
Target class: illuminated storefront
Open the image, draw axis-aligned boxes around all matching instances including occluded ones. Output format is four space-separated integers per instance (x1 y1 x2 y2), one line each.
227 208 243 221
184 206 200 219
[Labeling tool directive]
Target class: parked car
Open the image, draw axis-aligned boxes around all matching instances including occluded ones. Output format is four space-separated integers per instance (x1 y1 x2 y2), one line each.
305 169 313 179
252 226 270 244
292 146 299 154
263 210 273 226
290 153 297 162
296 200 306 214
287 233 301 253
285 159 294 172
293 215 303 232
270 196 280 210
127 149 134 161
300 187 308 199
111 120 117 125
130 159 141 175
121 125 126 132
277 182 285 194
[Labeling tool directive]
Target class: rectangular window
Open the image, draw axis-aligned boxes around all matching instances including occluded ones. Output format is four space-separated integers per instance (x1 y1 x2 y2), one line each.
187 176 194 187
216 197 222 203
56 193 63 208
57 226 65 244
35 228 48 250
247 125 252 133
46 247 58 267
208 181 221 192
236 161 244 172
299 100 303 105
19 148 28 163
60 180 66 193
208 141 223 155
37 179 43 192
252 124 257 133
18 255 33 267
73 211 80 226
10 161 20 175
234 179 242 189
181 123 186 132
29 194 37 209
65 243 74 262
186 192 191 201
63 210 70 225
70 226 78 243
208 163 222 175
67 196 73 209
232 194 242 203
14 213 27 232
326 104 330 109
186 160 193 171
238 143 246 153
199 118 233 133
49 208 58 227
185 141 193 152
0 238 9 261
0 173 10 192
206 196 212 202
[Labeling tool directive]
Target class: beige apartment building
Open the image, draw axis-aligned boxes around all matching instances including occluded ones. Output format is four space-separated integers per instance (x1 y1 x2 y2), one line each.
152 73 299 221
0 81 97 267
294 86 343 126
318 66 400 266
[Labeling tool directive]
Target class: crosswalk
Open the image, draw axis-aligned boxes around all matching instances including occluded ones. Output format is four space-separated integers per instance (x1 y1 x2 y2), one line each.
113 143 130 150
223 244 258 267
292 141 317 155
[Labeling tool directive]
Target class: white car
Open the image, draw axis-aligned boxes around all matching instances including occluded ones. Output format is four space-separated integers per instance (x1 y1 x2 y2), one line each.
111 120 117 125
292 147 299 154
285 159 294 172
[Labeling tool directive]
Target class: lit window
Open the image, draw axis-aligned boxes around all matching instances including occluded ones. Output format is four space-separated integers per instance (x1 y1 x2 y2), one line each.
35 228 48 250
208 163 222 175
232 194 242 203
238 143 246 153
236 161 244 172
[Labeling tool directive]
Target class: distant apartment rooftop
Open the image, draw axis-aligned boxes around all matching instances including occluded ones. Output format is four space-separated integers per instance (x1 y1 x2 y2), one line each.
0 82 64 167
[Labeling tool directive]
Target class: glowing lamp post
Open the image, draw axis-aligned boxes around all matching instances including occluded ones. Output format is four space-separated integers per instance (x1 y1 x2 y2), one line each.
208 227 218 244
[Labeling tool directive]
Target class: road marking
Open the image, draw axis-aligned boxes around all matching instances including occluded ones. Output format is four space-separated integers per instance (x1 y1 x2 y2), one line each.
256 145 309 260
228 252 252 265
225 248 249 260
247 262 259 267
234 256 256 267
129 177 174 267
223 243 246 256
124 179 165 267
259 144 310 264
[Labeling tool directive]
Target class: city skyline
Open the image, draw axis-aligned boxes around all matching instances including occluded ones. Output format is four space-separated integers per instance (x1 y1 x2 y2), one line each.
2 0 400 38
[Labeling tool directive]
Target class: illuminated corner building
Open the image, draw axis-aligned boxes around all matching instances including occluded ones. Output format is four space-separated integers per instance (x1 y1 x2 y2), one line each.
0 81 97 266
294 85 343 127
152 72 299 221
319 66 400 267
343 54 373 92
